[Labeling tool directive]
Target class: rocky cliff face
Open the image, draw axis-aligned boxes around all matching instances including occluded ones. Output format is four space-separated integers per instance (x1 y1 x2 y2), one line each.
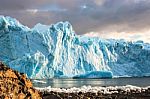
0 62 42 99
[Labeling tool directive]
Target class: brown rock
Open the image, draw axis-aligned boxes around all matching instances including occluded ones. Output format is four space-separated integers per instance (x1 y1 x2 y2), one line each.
0 62 42 99
5 70 18 78
17 93 26 99
21 74 33 88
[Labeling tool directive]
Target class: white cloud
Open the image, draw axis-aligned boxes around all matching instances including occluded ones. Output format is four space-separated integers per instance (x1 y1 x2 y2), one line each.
26 9 38 13
84 31 150 43
81 5 87 9
94 0 105 6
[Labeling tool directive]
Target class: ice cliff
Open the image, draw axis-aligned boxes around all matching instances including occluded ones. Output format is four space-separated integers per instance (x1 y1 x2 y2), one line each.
0 16 150 79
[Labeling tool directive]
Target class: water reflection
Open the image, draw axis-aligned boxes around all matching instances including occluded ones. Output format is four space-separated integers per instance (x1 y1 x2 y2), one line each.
32 77 150 88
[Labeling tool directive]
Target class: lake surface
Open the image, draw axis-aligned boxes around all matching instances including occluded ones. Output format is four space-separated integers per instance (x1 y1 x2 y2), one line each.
32 77 150 88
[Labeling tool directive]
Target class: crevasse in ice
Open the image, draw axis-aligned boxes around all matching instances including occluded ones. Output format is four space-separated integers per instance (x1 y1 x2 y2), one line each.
0 16 150 79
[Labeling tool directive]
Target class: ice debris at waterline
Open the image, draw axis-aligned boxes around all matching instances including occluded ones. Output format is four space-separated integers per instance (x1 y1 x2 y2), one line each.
36 85 150 94
0 16 150 79
39 85 150 99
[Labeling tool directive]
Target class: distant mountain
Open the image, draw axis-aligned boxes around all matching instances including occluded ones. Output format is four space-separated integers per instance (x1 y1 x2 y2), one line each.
0 16 150 79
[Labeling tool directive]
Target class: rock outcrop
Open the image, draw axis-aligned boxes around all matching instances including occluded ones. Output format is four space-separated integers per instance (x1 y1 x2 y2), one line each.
0 62 42 99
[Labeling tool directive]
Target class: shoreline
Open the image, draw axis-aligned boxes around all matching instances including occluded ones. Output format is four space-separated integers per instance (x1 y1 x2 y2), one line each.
35 85 150 99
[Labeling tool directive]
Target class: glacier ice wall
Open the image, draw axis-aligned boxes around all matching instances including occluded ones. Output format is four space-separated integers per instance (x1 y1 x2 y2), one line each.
0 16 150 79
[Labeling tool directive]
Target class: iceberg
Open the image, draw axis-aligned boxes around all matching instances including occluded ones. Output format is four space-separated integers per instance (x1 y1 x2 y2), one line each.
0 16 150 79
73 71 113 78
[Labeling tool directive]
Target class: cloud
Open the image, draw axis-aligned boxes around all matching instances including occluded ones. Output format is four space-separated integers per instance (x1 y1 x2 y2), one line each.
93 0 106 6
26 9 38 13
0 0 150 42
84 31 150 43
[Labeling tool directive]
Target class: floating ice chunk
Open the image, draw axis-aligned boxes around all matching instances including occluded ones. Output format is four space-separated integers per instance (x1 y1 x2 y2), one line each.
33 80 47 84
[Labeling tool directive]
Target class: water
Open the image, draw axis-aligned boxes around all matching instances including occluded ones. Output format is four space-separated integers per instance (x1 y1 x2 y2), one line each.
32 77 150 88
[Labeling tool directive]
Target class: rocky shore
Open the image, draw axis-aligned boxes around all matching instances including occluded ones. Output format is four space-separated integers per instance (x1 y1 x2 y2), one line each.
0 62 42 99
42 91 150 99
1 62 150 99
37 85 150 99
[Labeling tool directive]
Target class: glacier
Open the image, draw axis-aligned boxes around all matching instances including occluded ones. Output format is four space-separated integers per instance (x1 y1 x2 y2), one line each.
0 16 150 79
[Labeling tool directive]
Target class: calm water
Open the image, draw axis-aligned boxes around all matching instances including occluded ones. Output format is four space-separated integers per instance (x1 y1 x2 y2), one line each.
32 77 150 88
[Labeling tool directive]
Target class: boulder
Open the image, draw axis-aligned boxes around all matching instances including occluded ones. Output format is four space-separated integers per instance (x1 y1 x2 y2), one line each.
0 62 42 99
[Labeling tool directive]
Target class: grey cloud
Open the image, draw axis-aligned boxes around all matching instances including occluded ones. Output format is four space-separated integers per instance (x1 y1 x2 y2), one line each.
0 0 150 35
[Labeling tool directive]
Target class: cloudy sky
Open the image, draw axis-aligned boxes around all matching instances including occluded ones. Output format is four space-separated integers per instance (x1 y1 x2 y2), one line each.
0 0 150 42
